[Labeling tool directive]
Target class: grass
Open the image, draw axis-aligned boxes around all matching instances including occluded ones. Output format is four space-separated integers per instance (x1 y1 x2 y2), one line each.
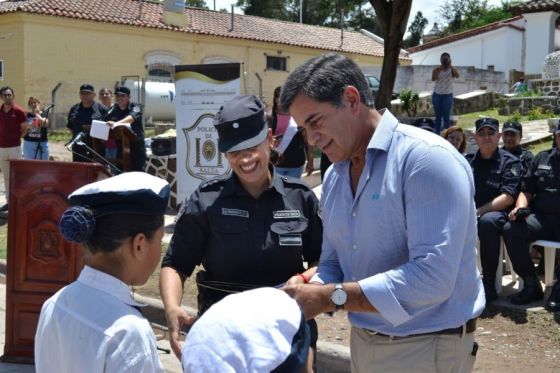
0 224 6 259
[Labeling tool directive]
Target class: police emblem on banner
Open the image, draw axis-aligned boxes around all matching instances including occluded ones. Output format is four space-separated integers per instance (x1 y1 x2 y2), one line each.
182 113 231 181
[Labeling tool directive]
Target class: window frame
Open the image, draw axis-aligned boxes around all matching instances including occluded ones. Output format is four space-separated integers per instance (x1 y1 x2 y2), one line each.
265 54 289 72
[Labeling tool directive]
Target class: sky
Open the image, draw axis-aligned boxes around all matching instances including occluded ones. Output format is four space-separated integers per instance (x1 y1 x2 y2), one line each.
203 0 506 32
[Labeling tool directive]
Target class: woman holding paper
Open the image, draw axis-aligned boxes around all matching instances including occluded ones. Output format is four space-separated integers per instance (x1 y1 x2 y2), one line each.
104 86 146 171
23 97 50 160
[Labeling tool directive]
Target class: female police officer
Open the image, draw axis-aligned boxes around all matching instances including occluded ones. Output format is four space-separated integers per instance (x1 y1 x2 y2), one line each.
160 95 322 370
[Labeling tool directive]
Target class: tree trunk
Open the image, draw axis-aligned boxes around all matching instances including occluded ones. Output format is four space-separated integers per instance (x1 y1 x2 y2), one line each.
369 0 412 110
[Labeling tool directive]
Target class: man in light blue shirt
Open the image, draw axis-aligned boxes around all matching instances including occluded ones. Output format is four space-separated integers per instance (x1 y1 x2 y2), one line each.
281 53 485 373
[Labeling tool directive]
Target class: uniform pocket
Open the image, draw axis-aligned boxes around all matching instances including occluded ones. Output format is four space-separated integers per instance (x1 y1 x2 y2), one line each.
270 218 308 246
210 214 249 234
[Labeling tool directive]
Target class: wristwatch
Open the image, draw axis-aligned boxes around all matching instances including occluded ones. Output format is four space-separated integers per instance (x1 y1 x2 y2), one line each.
331 283 347 310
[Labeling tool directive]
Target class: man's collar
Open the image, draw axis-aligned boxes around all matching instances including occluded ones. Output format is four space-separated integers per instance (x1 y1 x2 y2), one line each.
367 109 398 152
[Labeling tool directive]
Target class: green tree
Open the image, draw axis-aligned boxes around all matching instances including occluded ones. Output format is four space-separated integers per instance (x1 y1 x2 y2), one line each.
438 0 513 36
185 0 208 8
369 0 413 110
403 11 428 48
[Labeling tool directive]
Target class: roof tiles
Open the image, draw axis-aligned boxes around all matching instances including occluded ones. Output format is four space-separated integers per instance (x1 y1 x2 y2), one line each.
0 0 410 60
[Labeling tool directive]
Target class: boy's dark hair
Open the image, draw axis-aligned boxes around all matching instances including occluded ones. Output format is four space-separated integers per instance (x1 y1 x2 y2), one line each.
0 86 14 96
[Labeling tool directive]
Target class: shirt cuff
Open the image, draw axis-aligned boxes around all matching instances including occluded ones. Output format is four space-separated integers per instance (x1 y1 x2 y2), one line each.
358 274 412 327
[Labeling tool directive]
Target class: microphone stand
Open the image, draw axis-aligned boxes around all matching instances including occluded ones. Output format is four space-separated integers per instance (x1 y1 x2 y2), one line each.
66 138 122 175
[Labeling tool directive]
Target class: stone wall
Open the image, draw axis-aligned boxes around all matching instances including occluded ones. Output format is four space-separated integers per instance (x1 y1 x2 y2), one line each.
390 91 496 117
531 79 560 97
502 96 558 115
362 65 508 95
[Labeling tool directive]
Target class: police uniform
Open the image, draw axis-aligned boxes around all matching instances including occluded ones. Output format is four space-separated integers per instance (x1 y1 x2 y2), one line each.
162 95 322 354
504 145 533 174
162 169 322 308
466 131 522 300
105 100 146 171
67 85 108 162
503 144 560 309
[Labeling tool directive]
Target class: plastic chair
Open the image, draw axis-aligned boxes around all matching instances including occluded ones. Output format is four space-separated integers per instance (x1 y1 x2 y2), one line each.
530 240 560 287
476 238 517 293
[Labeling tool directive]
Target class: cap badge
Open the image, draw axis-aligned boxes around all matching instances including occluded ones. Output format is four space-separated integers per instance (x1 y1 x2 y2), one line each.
233 122 239 129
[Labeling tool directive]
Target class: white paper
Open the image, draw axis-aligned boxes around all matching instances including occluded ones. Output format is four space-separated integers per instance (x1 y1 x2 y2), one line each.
90 120 110 140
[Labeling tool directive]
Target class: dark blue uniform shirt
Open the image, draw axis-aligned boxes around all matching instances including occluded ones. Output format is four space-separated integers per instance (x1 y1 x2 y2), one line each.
522 147 560 215
466 148 522 208
503 145 533 175
162 168 323 287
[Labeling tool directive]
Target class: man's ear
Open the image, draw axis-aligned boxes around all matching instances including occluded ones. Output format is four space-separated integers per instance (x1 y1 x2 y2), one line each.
131 233 148 260
342 86 361 113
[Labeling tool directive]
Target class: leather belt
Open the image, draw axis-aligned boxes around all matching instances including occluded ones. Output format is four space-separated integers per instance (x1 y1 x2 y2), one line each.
368 318 477 340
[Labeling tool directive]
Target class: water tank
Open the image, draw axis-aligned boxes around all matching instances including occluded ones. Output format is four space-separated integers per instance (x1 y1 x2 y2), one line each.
123 80 175 121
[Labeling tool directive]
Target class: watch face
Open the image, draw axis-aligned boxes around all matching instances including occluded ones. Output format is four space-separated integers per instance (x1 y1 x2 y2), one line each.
331 288 347 306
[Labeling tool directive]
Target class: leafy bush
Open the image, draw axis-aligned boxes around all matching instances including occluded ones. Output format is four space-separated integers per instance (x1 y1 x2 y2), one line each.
399 89 419 117
516 89 544 97
507 112 522 122
525 107 556 121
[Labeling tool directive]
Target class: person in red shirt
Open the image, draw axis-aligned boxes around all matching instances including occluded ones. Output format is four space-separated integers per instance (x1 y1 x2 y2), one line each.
0 86 27 212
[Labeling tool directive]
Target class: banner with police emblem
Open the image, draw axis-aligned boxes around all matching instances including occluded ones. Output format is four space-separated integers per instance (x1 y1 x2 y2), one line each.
175 63 240 202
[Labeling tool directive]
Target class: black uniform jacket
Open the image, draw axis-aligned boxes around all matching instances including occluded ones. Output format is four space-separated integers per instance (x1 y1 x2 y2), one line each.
162 167 323 287
466 148 522 208
522 147 560 215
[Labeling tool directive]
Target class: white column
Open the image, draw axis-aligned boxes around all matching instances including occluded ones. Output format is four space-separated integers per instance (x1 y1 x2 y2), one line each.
523 11 560 75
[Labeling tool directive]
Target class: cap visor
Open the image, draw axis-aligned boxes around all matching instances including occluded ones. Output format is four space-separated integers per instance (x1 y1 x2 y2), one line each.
477 124 498 133
221 125 269 153
502 128 520 134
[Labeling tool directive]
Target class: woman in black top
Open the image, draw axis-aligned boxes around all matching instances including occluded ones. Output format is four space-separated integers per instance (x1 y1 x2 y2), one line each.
22 97 49 160
160 95 322 371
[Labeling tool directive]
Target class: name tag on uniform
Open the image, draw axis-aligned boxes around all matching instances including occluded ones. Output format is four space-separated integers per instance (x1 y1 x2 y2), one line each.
538 165 551 170
273 210 301 219
222 208 249 218
279 234 303 246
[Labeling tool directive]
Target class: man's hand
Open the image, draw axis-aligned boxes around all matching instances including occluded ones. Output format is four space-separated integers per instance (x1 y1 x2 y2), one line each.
165 305 196 359
508 206 520 221
282 283 332 320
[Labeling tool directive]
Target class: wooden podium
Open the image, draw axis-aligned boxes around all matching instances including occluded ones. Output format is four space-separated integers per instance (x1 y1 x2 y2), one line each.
89 126 138 172
1 160 109 363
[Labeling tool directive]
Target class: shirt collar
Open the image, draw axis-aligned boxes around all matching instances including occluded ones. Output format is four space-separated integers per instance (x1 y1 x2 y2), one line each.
367 109 398 152
472 148 501 162
77 265 146 308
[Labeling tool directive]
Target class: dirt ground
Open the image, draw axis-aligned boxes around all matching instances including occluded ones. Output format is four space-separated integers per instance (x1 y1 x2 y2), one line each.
49 139 560 372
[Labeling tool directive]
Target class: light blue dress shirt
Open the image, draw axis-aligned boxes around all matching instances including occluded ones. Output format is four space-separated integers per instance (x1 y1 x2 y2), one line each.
315 110 485 336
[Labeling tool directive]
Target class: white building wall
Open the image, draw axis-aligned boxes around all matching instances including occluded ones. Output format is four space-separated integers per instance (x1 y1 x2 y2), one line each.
409 27 523 83
524 11 560 75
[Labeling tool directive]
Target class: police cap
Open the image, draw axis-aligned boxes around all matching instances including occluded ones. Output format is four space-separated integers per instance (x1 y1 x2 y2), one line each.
213 94 268 153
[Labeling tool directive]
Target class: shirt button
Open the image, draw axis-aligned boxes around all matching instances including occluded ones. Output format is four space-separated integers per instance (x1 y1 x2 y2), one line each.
352 212 357 217
352 244 357 250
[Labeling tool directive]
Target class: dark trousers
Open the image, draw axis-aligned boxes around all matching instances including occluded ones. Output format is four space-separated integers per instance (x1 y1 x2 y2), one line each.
478 211 508 282
503 213 560 278
432 92 454 134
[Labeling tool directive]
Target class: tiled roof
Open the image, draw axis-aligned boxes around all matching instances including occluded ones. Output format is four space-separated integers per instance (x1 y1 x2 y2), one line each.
0 0 410 61
511 0 560 15
407 16 524 54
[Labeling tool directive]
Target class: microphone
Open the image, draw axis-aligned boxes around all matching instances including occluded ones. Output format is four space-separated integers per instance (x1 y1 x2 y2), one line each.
65 132 86 150
40 104 54 117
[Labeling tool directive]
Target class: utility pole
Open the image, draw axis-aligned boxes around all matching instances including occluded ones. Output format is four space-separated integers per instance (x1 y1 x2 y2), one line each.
300 0 303 23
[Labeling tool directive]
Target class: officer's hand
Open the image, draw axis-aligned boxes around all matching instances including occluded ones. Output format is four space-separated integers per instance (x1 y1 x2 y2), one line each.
165 305 195 360
282 283 331 320
508 207 519 221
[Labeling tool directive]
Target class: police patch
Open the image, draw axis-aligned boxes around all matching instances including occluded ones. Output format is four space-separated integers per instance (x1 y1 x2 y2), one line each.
273 210 301 219
222 208 249 218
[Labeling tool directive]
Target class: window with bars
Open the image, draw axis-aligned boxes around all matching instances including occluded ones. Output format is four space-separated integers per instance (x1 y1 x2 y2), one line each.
266 56 287 71
147 62 174 82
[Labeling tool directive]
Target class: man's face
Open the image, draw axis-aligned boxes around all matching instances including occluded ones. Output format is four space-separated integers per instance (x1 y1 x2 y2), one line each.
502 131 521 150
289 92 357 163
79 91 95 106
115 92 130 108
1 89 14 106
474 127 501 154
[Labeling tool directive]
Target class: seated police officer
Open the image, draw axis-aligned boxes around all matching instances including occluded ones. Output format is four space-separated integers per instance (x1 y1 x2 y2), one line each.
466 118 522 304
412 117 436 133
503 124 560 308
501 120 533 174
160 95 322 370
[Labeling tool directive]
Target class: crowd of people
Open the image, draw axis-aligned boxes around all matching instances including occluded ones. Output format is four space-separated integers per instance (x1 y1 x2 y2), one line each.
2 51 558 372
